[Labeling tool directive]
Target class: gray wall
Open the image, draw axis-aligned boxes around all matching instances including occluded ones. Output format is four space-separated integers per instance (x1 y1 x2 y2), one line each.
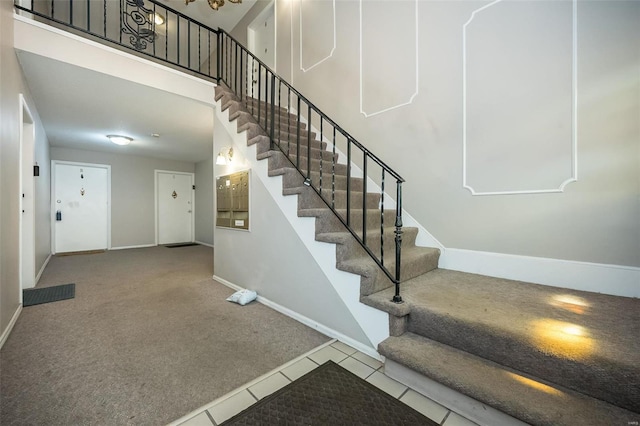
1 0 51 337
51 147 195 248
275 0 640 268
213 113 371 345
195 155 214 246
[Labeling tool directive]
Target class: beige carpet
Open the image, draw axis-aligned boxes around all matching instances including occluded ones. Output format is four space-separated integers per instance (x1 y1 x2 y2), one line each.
0 246 330 425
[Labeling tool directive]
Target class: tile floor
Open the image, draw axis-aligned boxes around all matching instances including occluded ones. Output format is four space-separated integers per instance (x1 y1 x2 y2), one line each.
169 340 479 426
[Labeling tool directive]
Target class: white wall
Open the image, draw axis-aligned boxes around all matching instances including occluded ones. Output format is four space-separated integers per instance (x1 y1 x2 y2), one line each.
274 0 640 269
213 112 373 347
50 147 195 249
1 0 51 340
195 155 214 246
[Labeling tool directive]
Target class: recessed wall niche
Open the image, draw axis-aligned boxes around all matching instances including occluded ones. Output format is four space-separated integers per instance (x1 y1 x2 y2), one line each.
216 170 249 230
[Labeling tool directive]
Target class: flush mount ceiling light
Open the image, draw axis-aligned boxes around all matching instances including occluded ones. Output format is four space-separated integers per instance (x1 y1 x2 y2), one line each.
185 0 241 11
107 135 133 146
216 147 233 165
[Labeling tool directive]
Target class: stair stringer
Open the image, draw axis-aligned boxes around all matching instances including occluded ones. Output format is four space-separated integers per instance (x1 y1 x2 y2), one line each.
214 99 390 355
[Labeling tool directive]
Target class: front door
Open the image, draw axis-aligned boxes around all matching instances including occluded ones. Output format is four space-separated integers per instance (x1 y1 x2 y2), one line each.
53 162 110 253
156 171 194 245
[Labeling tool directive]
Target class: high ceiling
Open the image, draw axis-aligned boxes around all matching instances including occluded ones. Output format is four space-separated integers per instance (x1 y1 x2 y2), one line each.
157 0 259 33
16 1 269 164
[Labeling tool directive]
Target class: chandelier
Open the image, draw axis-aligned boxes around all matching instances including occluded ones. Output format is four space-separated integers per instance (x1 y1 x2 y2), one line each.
185 0 242 11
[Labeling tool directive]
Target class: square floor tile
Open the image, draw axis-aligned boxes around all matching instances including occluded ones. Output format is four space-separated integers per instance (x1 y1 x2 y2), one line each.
365 371 407 398
208 390 256 424
281 357 319 381
179 411 213 426
248 372 291 400
400 389 449 423
443 412 480 426
308 345 349 365
339 357 375 379
331 341 358 355
352 351 383 370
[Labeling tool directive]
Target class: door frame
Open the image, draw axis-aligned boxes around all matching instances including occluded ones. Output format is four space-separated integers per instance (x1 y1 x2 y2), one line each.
247 1 276 70
51 160 112 254
154 170 195 245
19 94 36 297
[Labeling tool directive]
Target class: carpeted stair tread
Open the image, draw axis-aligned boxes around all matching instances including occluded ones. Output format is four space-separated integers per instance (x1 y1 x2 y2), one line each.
337 245 440 294
366 268 640 413
378 332 638 426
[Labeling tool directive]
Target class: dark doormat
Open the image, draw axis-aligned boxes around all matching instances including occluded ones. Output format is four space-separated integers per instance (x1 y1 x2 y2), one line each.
221 361 437 425
165 243 199 248
23 283 75 307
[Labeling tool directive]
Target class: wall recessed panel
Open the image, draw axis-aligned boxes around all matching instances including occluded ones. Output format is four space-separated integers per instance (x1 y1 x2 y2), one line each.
463 0 576 195
360 0 418 117
299 0 335 72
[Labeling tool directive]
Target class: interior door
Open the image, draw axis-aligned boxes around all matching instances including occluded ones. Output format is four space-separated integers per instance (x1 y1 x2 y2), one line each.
54 163 109 253
248 5 275 100
157 171 194 245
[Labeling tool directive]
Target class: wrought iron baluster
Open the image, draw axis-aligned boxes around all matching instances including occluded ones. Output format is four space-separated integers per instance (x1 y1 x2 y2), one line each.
188 22 191 69
346 137 351 227
87 0 90 33
234 42 238 93
332 127 336 209
362 152 368 245
270 72 276 149
319 117 323 191
393 181 403 303
198 27 201 72
240 51 244 102
69 0 73 26
103 0 105 37
257 63 262 125
296 97 301 169
277 81 282 149
305 105 312 185
380 169 385 266
208 32 212 77
287 87 291 157
177 18 180 64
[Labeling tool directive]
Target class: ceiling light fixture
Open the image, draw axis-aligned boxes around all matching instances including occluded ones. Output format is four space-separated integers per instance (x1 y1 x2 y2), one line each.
150 12 165 26
107 135 133 146
185 0 241 11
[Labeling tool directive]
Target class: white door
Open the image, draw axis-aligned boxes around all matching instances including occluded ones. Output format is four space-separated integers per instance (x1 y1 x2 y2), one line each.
156 171 194 244
53 162 109 253
248 4 275 99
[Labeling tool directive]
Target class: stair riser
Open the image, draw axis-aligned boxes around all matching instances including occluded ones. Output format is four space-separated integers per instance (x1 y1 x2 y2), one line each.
407 312 640 413
282 171 365 194
332 228 418 263
296 187 380 211
310 209 397 234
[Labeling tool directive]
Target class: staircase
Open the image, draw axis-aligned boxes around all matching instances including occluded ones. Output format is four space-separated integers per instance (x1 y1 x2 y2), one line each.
214 84 639 425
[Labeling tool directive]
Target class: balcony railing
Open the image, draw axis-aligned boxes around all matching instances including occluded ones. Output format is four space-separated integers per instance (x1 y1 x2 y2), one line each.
15 0 219 80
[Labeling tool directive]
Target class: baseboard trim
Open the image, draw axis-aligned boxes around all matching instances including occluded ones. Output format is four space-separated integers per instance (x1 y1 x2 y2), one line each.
35 253 52 285
439 248 640 298
194 241 214 248
212 275 380 360
0 304 23 350
109 244 156 251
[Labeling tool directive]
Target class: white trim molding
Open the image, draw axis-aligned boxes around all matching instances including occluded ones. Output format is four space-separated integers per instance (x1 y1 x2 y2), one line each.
0 305 22 350
213 274 381 360
359 0 419 118
462 0 578 196
439 248 640 298
299 0 336 73
35 253 52 285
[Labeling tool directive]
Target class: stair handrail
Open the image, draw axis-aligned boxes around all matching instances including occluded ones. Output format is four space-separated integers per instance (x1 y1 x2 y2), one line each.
217 29 406 303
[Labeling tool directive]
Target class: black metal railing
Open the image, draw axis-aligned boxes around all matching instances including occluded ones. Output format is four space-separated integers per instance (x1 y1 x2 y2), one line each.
15 0 219 80
218 30 406 303
13 2 406 302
